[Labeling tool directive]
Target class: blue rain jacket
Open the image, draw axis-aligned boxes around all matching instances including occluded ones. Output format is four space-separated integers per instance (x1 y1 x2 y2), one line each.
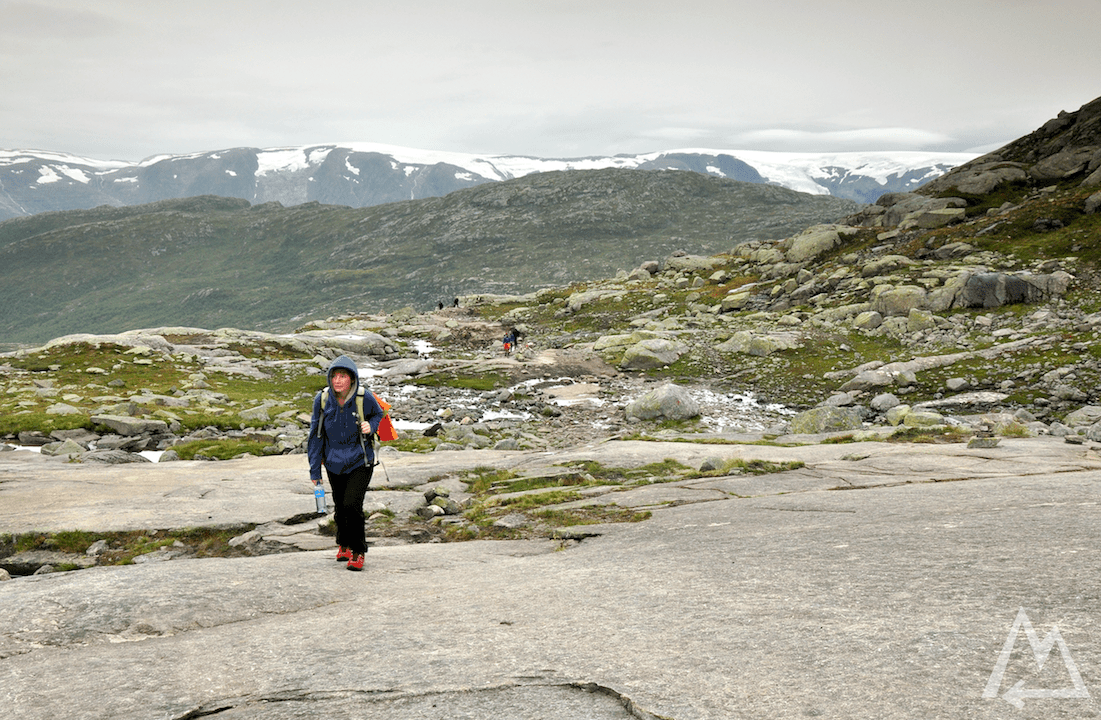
307 355 384 480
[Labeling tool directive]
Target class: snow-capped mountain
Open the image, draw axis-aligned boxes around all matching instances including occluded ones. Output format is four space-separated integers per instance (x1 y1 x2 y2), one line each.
0 144 977 222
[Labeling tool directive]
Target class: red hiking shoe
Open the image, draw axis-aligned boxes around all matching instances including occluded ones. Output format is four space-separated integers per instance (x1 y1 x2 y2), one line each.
336 547 352 562
346 553 365 571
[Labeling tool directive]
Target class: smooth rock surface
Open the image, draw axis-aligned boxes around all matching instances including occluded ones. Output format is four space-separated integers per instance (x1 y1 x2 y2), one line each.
2 437 1100 719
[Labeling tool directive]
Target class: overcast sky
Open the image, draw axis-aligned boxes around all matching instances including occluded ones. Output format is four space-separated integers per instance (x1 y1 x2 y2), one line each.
1 0 1098 163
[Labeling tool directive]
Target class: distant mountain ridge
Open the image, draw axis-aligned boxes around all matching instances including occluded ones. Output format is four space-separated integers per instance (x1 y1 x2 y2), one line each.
0 144 975 221
0 168 859 344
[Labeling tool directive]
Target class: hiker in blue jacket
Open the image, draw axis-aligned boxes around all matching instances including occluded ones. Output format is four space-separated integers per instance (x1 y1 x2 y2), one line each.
307 355 385 571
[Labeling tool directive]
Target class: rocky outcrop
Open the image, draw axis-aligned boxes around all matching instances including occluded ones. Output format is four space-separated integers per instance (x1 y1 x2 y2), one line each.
919 95 1101 196
845 193 969 230
859 270 1074 317
951 271 1073 309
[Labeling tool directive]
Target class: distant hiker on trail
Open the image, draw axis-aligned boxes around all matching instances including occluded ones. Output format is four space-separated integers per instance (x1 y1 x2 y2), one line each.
502 328 522 355
437 301 444 310
452 297 459 307
307 355 384 572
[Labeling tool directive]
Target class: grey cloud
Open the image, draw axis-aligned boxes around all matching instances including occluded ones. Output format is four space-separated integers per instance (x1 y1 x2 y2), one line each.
1 0 1098 161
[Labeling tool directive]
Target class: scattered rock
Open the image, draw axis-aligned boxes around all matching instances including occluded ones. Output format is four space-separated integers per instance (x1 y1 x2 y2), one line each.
45 403 83 415
625 384 700 421
698 457 725 473
40 439 86 457
619 338 688 370
870 393 900 413
85 540 110 557
0 551 96 576
783 225 854 263
902 411 946 428
493 513 530 530
716 331 802 356
789 407 862 434
80 449 153 464
90 415 169 437
1086 192 1101 214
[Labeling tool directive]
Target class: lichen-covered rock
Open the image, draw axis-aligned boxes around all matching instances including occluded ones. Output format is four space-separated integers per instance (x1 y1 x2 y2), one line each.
239 406 271 422
788 406 862 434
902 411 946 428
838 370 897 393
90 415 169 437
958 273 1047 308
625 384 700 421
910 207 966 229
45 403 83 415
565 289 624 313
720 290 753 312
922 161 1029 196
870 285 927 317
853 311 884 330
663 254 721 273
716 331 801 357
594 332 655 353
870 394 901 412
907 309 937 333
1030 146 1101 181
39 439 86 457
619 339 688 370
1065 406 1101 427
783 225 846 263
1085 191 1101 212
861 255 914 278
885 405 911 426
79 449 154 464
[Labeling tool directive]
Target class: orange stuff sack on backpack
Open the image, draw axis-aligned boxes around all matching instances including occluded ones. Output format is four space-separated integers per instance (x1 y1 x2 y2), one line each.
373 393 398 442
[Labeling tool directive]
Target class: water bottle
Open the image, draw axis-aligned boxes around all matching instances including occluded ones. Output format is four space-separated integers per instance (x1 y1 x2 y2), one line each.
314 482 327 514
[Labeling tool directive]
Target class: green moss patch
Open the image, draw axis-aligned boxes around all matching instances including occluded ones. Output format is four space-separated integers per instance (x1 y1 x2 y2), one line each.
0 526 256 566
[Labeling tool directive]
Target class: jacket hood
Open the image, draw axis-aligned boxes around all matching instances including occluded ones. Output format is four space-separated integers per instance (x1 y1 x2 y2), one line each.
327 355 360 394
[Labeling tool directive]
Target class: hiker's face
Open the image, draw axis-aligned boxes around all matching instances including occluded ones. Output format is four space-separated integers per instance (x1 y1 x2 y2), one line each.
331 370 352 394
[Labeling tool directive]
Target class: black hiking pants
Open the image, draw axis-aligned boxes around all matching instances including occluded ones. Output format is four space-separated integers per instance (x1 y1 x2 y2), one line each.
327 464 373 554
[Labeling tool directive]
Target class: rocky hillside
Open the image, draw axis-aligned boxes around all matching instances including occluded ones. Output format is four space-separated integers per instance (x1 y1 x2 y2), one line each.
919 95 1101 197
2 96 1101 464
0 168 857 345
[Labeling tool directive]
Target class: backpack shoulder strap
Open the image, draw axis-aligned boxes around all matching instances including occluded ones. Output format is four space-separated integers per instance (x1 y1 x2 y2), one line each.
317 388 329 437
354 386 374 464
